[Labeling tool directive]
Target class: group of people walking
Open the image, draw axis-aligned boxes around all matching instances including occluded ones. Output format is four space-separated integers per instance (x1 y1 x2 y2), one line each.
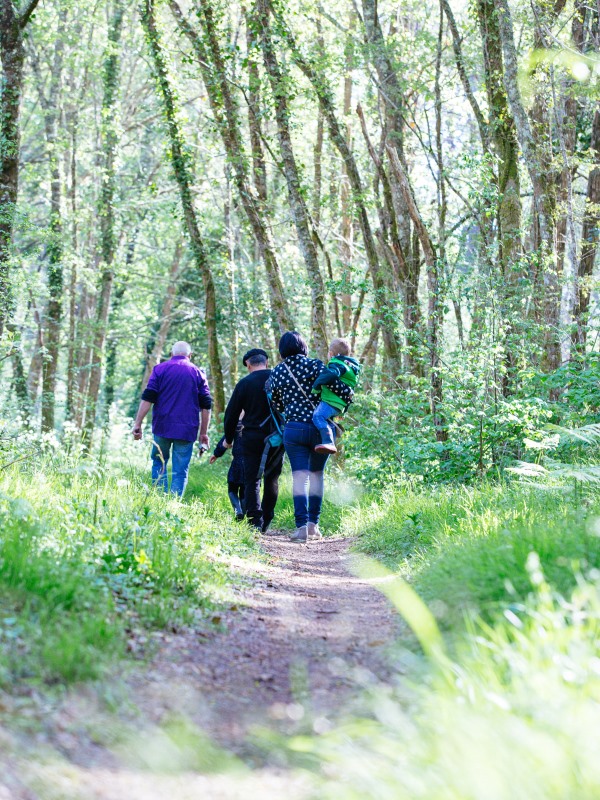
132 331 360 543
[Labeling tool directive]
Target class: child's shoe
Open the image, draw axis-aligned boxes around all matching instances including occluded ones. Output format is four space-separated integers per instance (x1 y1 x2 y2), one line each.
314 443 337 454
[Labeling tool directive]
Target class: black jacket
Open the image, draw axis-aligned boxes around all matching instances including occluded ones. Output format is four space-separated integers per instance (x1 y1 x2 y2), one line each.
223 369 273 444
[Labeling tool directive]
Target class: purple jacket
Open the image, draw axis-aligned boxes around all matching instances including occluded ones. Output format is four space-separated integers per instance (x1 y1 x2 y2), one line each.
141 355 212 442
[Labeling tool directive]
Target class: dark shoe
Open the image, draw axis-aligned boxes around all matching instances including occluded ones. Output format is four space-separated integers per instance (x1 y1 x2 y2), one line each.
289 525 308 543
314 443 337 454
236 512 245 521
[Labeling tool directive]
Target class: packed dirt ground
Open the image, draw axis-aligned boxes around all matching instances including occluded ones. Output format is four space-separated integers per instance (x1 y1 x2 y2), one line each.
1 534 402 799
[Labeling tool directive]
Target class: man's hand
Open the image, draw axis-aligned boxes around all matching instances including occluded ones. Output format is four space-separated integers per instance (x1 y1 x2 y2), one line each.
200 434 210 448
209 454 217 464
132 424 143 440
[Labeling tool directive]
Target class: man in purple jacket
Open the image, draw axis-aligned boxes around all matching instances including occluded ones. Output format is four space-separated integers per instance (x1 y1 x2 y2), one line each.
132 341 212 496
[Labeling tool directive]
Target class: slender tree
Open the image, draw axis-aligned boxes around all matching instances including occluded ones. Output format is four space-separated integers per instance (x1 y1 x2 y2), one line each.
141 0 225 414
0 0 42 336
254 0 328 357
170 0 293 334
29 5 68 431
82 0 125 448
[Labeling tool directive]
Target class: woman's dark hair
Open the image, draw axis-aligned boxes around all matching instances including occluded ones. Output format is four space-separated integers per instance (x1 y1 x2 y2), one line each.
278 331 308 358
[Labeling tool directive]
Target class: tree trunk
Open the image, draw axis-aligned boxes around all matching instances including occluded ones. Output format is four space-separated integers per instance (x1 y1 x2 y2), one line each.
82 0 125 450
276 18 403 372
141 0 225 415
356 103 422 375
139 241 183 392
103 230 140 424
572 106 600 353
171 0 293 336
495 0 560 372
254 0 328 357
361 0 411 258
387 145 448 444
29 6 68 432
340 13 355 335
0 0 41 335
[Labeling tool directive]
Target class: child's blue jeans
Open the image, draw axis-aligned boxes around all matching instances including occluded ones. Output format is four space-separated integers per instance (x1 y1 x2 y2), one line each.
312 400 338 447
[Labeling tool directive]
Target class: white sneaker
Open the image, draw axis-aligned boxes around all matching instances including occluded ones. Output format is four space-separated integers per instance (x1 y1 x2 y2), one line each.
307 522 322 539
289 525 308 543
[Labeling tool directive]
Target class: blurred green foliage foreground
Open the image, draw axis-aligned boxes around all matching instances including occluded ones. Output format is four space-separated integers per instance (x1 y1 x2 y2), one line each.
2 430 600 798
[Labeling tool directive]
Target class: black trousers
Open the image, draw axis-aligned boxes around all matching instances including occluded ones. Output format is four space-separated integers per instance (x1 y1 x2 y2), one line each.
240 428 284 530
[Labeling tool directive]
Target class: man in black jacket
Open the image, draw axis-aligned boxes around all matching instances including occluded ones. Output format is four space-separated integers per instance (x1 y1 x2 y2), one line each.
222 348 284 533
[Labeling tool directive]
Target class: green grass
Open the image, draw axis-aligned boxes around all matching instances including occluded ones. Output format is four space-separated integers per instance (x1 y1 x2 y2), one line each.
345 480 600 627
305 570 600 799
0 452 261 686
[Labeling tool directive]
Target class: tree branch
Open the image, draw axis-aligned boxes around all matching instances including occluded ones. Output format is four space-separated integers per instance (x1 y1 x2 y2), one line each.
19 0 41 28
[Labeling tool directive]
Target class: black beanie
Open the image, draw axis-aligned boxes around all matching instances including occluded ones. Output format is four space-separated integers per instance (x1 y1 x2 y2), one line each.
242 348 269 366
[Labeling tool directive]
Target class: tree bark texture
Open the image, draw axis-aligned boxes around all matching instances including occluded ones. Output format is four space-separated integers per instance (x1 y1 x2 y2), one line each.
387 144 448 444
142 0 225 415
30 6 68 431
82 0 125 449
254 0 328 358
572 106 600 353
0 0 41 336
495 0 563 372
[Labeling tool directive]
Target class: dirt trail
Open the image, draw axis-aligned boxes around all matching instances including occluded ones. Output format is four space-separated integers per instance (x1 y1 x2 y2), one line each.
136 534 401 751
2 535 402 799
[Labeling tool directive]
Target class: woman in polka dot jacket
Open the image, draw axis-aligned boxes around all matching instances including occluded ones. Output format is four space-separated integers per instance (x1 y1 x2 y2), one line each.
266 331 353 543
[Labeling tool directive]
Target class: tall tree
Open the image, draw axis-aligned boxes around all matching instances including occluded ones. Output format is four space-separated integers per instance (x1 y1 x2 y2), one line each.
29 5 68 431
169 0 294 335
254 0 328 357
82 0 125 449
275 15 403 373
572 106 600 353
141 0 225 414
0 0 42 336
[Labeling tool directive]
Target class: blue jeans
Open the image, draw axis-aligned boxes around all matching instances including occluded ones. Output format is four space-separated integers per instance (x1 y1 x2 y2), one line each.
283 421 333 527
312 400 338 447
151 436 195 497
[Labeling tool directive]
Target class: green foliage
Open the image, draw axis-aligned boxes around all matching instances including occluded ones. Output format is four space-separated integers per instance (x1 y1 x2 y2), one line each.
0 449 260 687
347 480 600 628
307 571 600 800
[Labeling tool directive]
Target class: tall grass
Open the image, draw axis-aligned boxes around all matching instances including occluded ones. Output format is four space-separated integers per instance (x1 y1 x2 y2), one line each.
0 449 261 686
306 565 600 799
345 480 600 626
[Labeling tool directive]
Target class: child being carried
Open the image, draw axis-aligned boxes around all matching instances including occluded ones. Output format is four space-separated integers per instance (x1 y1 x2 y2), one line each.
311 337 361 455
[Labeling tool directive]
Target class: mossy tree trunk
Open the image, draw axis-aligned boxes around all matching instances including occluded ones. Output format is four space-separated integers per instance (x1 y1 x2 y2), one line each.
0 0 42 337
141 0 225 415
82 0 125 450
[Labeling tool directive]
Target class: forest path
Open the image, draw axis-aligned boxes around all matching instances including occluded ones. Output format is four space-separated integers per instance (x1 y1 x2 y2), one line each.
6 535 402 800
135 533 401 752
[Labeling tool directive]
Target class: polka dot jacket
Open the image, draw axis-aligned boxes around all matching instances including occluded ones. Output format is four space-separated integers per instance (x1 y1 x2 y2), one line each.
267 354 354 423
